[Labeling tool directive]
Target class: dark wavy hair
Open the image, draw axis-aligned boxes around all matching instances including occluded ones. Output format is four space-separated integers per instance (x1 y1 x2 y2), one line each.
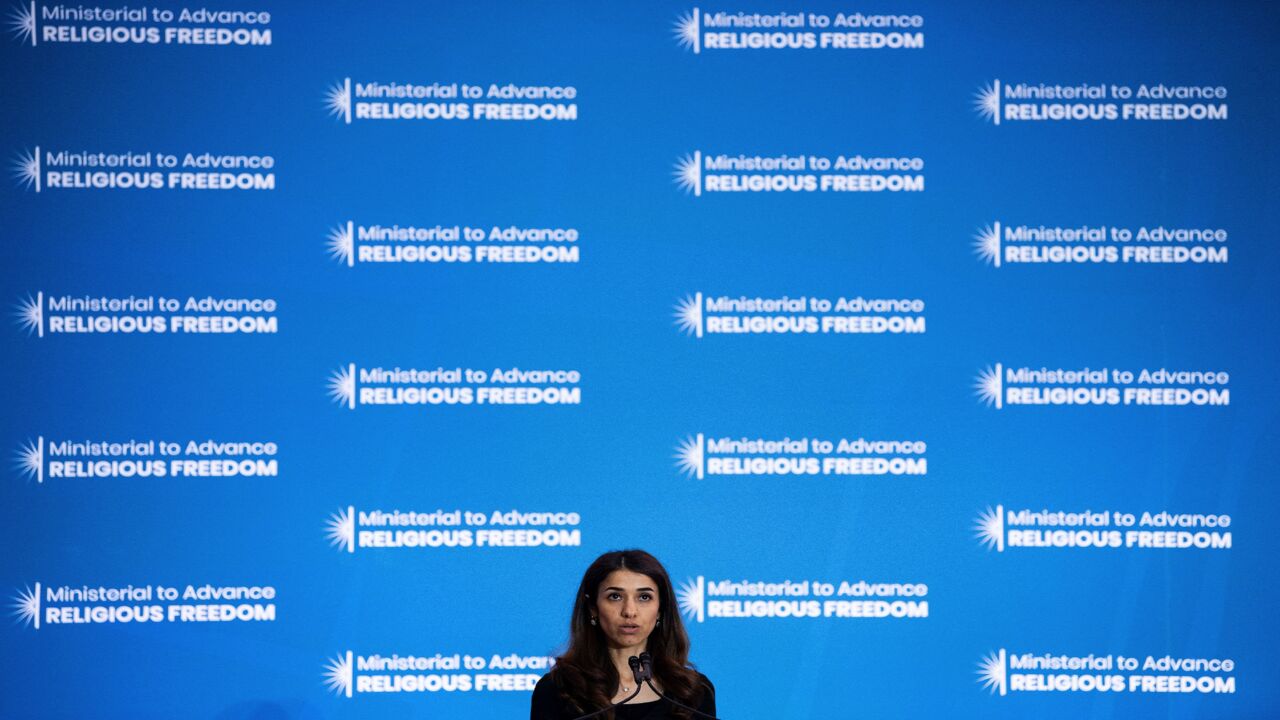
550 549 706 719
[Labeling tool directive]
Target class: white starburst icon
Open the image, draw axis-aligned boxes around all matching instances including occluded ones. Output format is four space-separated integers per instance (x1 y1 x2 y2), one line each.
974 364 1003 409
673 293 703 338
974 80 1001 125
14 291 43 337
974 505 1005 552
12 583 40 629
13 146 40 191
324 651 354 697
976 649 1007 696
674 434 705 480
15 437 43 483
326 506 355 553
8 2 35 46
327 222 354 267
677 576 705 624
973 222 1001 267
672 151 702 196
672 9 700 53
328 364 356 409
326 78 352 124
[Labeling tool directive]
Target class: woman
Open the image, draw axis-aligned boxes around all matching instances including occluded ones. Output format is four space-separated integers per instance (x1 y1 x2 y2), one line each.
531 549 716 720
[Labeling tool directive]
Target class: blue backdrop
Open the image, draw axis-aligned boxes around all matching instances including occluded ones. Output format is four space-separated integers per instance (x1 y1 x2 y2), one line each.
3 1 1277 718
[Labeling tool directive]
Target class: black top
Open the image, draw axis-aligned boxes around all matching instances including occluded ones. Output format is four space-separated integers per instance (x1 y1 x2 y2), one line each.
530 671 716 720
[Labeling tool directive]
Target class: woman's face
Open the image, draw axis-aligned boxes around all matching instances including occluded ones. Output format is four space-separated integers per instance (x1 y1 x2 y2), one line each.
593 569 661 652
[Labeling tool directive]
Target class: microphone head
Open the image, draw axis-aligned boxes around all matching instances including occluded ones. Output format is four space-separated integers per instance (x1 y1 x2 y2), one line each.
637 652 654 681
627 655 645 685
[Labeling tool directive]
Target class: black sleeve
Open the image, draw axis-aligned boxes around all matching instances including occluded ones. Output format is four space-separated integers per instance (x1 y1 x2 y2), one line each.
697 674 716 716
531 672 564 720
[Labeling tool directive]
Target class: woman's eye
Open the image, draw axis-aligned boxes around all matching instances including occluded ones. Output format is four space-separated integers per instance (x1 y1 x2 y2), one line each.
639 593 653 601
607 592 621 601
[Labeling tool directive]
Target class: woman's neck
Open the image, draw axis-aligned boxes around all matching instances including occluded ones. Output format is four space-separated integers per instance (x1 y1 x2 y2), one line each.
607 643 646 689
606 643 662 704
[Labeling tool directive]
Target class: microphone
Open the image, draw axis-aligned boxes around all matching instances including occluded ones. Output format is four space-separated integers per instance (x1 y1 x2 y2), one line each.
565 656 647 720
634 653 652 681
637 652 722 720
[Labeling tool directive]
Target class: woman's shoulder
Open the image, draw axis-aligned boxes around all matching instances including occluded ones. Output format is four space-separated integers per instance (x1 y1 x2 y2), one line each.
694 670 714 688
691 670 716 713
531 671 569 717
533 669 565 698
